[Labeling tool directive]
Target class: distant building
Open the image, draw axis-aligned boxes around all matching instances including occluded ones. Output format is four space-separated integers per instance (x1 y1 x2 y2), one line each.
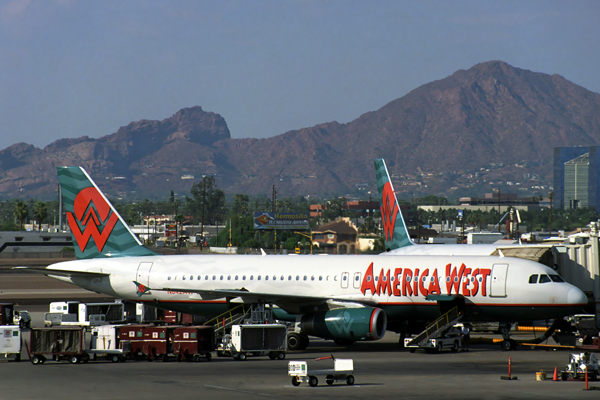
312 218 358 254
554 146 600 210
459 192 538 207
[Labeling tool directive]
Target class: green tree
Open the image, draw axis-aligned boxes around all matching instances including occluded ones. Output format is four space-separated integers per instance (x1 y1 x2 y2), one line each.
232 194 250 216
13 200 28 231
187 176 226 225
33 201 48 231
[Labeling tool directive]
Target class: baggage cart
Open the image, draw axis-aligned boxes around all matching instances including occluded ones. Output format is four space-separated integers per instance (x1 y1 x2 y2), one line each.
29 327 87 365
173 326 214 361
217 324 287 360
289 355 355 387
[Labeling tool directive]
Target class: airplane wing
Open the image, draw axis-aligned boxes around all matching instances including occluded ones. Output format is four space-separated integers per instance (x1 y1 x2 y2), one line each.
13 266 110 278
151 286 378 314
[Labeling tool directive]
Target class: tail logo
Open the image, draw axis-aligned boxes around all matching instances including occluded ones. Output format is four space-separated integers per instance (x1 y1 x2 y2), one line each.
380 182 398 242
134 281 151 297
67 187 119 253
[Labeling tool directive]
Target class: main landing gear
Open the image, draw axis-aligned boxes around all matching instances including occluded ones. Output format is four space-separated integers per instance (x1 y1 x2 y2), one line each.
500 322 517 351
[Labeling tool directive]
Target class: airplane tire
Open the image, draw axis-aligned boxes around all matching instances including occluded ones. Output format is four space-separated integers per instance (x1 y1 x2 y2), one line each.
501 339 515 351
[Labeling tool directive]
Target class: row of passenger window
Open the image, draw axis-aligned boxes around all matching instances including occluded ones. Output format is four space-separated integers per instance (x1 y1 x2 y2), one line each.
168 274 330 282
528 274 565 284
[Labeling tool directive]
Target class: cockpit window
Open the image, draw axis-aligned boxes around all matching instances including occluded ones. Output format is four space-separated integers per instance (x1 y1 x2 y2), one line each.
549 274 565 283
528 275 538 284
539 274 551 283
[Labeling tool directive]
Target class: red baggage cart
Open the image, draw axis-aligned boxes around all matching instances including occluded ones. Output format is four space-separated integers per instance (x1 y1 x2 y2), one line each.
173 326 214 362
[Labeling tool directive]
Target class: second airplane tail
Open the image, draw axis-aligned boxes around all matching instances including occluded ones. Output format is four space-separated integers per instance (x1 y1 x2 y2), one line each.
57 166 156 259
374 159 414 251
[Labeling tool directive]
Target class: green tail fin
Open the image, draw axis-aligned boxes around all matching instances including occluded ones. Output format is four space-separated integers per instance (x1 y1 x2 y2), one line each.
374 159 414 250
57 167 156 259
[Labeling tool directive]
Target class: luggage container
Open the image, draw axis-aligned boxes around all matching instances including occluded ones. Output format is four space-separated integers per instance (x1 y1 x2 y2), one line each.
141 326 177 362
289 356 355 387
218 324 287 360
1 326 22 361
90 324 128 362
29 327 86 365
173 326 214 361
118 324 152 359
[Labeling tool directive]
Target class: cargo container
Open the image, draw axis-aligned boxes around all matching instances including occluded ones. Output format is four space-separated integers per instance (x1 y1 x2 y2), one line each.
89 324 128 362
218 324 287 360
140 326 177 362
173 326 214 361
118 324 152 359
1 326 22 361
29 327 86 365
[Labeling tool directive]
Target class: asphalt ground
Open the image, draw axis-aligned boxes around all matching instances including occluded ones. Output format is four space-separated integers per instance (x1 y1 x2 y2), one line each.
1 271 599 400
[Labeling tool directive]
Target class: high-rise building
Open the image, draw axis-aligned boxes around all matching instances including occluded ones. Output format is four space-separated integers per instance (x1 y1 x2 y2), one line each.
554 146 600 210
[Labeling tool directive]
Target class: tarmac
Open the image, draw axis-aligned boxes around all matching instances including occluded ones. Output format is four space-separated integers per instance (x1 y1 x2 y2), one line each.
1 271 600 400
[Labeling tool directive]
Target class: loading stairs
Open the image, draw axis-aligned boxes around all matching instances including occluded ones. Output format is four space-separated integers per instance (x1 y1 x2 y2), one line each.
405 306 464 348
206 303 277 338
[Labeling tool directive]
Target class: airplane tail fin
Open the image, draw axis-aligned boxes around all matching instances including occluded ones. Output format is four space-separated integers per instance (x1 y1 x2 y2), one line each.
374 159 414 250
57 167 156 259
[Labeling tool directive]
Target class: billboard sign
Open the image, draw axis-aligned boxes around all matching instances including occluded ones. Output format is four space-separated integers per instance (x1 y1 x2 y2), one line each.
253 212 309 230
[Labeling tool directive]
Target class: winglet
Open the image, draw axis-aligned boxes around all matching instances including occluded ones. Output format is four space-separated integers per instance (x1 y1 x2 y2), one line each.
260 248 267 256
374 159 414 251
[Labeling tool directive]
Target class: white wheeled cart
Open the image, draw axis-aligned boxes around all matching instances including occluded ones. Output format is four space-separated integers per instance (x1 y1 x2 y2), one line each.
288 355 355 387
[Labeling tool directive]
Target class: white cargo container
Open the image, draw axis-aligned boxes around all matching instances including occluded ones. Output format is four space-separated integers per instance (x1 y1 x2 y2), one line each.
219 324 286 360
1 326 22 361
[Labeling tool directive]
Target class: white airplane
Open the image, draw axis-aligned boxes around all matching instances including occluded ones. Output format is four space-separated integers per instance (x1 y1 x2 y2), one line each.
376 158 536 255
21 166 587 352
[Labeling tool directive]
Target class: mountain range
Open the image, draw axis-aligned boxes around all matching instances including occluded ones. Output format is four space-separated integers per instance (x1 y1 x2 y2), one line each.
2 60 600 201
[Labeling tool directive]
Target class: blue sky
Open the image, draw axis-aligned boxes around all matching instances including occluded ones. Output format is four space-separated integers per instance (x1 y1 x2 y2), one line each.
1 0 599 150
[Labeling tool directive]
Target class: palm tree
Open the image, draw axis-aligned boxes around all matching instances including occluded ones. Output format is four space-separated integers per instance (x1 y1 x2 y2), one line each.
34 201 48 231
13 200 28 231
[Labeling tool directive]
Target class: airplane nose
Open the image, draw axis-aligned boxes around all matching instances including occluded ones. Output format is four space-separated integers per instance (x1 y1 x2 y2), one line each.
567 287 588 306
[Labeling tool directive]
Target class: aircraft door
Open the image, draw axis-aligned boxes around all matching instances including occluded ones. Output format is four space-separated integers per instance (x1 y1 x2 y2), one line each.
490 263 508 297
353 272 362 289
341 272 349 289
136 262 153 287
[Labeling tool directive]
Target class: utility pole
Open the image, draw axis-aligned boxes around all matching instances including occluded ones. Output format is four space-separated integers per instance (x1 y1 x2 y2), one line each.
272 185 277 254
200 180 206 251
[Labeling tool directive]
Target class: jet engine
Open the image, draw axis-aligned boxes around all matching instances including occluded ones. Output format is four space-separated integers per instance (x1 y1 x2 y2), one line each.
299 307 387 342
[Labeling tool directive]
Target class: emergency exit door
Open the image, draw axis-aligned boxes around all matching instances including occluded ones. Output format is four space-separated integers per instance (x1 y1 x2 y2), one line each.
490 263 508 297
136 262 153 287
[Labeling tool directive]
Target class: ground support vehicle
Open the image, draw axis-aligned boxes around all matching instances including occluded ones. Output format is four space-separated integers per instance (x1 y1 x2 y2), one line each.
28 327 87 365
404 335 463 353
119 325 177 361
289 356 355 387
12 311 31 329
217 324 287 361
560 352 600 381
173 326 214 361
1 326 22 361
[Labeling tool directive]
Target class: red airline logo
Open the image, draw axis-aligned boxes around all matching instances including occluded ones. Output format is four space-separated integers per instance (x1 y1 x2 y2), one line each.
360 262 492 298
66 187 118 252
380 181 398 242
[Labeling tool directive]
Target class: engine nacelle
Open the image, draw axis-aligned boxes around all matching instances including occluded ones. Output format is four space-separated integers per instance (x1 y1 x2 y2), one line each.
299 307 387 342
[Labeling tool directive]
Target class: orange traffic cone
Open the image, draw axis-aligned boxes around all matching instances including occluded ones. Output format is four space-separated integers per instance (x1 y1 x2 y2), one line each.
553 367 558 381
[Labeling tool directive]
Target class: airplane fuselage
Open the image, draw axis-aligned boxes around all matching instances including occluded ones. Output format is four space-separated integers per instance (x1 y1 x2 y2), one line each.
47 254 587 327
